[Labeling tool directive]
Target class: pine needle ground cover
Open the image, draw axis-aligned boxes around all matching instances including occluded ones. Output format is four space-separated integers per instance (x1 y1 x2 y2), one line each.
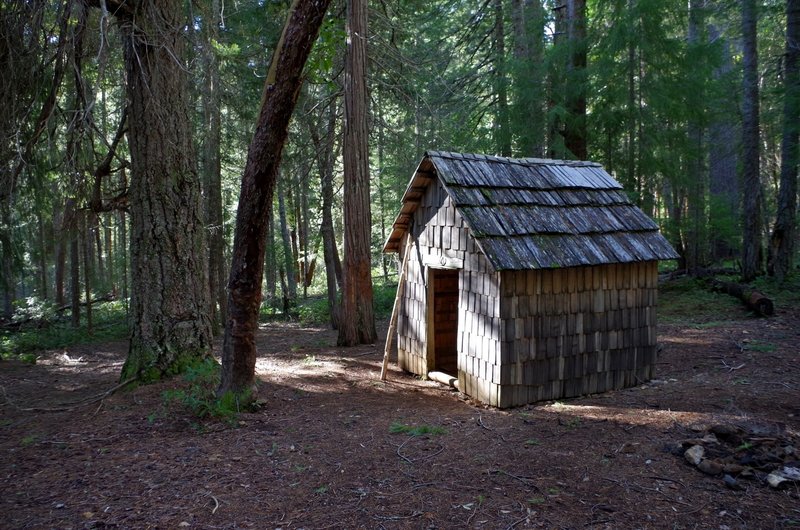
1 280 798 528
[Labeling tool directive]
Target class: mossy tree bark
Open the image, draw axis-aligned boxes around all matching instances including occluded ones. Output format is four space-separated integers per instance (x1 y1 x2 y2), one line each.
118 0 213 381
219 0 332 398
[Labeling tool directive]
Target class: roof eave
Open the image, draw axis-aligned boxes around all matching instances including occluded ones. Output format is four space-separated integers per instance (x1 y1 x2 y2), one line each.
382 155 438 254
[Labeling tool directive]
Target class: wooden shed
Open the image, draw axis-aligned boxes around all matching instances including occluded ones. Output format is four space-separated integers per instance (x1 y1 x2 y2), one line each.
383 151 679 408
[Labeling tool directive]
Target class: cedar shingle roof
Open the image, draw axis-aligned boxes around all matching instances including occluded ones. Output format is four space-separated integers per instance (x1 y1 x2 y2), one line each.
383 151 679 270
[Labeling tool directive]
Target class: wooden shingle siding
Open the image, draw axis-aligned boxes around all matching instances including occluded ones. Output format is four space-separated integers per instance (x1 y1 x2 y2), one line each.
387 152 674 408
397 177 501 406
496 261 659 407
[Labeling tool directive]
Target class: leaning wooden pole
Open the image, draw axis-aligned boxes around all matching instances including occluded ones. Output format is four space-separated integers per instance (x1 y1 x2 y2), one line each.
380 233 412 380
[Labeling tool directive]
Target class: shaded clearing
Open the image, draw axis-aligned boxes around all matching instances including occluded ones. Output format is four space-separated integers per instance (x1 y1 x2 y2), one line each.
1 297 799 529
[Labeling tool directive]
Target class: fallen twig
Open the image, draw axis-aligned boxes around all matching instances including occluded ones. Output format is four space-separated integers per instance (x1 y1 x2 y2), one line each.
491 469 543 493
395 437 413 464
721 360 746 372
208 493 220 514
477 413 508 442
505 515 529 530
373 511 422 520
0 378 135 413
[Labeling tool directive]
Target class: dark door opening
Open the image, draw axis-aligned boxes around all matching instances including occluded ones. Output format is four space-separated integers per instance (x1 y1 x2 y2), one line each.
429 268 459 375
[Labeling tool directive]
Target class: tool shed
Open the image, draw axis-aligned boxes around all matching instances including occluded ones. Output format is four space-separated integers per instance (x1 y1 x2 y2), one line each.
383 152 678 408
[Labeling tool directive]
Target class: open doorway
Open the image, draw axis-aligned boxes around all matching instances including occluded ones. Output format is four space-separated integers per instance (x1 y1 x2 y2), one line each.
427 268 459 376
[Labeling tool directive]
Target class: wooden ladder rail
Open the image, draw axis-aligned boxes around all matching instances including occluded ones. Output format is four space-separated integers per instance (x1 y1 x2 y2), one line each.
380 233 412 381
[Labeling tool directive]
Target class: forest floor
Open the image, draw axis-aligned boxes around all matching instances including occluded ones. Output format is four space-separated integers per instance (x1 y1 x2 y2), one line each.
1 280 799 529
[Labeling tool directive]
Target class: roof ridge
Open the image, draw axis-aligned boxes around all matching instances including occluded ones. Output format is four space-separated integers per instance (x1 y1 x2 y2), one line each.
427 150 602 168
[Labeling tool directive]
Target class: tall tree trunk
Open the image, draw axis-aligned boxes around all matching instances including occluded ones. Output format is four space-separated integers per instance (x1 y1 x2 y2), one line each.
708 25 739 262
83 213 93 334
339 0 376 347
119 169 128 303
119 168 130 302
300 171 311 295
377 91 389 283
119 0 212 381
54 203 66 306
741 0 762 282
1 205 15 319
278 183 297 309
494 0 512 157
623 0 637 193
768 0 799 281
104 222 113 296
68 199 80 328
314 101 341 329
564 0 587 160
264 203 277 310
93 214 105 288
202 0 227 334
548 2 569 159
511 0 546 157
686 0 706 273
219 0 331 398
37 212 48 300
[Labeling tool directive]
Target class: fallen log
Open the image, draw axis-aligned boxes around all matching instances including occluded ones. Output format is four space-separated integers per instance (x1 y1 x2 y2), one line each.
704 278 774 316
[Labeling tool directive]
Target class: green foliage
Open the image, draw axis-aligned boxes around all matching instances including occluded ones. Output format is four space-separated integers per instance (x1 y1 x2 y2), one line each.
658 277 743 325
0 300 127 361
752 273 800 307
743 341 776 353
11 296 57 324
290 281 397 325
296 297 330 325
159 358 247 424
372 282 398 319
389 421 446 436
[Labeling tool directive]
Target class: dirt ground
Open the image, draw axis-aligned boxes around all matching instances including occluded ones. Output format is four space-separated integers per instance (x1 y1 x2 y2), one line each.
1 294 799 529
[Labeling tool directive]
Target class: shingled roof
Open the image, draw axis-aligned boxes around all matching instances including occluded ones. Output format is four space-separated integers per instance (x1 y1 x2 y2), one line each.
383 151 679 270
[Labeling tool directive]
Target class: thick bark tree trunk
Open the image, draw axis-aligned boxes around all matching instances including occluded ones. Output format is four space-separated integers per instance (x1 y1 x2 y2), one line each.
219 0 331 398
338 0 376 347
118 169 128 302
741 0 763 282
768 0 799 281
119 0 212 381
202 0 227 333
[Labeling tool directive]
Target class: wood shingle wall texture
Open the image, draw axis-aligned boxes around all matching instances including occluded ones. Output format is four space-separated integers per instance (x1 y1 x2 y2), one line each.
495 262 659 407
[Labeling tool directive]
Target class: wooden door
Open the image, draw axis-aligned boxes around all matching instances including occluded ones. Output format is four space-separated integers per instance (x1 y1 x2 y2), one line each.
428 268 459 375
